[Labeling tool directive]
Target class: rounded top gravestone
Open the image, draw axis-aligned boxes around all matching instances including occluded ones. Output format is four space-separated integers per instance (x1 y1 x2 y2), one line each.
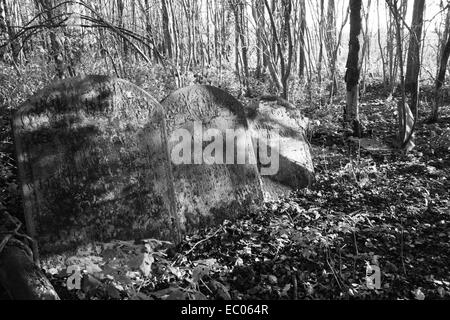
161 85 264 233
13 75 179 254
247 101 315 199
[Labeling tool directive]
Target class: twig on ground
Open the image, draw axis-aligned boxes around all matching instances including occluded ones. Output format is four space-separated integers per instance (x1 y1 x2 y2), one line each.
400 221 408 276
292 274 298 300
326 248 344 292
200 278 213 295
185 226 224 256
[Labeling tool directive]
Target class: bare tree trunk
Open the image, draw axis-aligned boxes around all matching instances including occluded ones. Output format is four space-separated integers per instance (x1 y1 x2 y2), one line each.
431 6 450 122
231 0 250 94
298 0 306 79
405 0 425 116
38 0 66 78
238 0 250 93
205 0 211 65
253 0 265 79
344 0 362 136
143 0 153 60
161 0 173 58
1 0 20 62
326 0 337 95
281 0 293 99
329 3 350 102
387 0 415 150
255 0 295 97
386 2 396 93
169 0 179 66
0 0 8 61
116 0 128 57
359 0 372 96
317 0 325 88
326 0 336 64
231 1 240 82
192 0 198 64
213 1 219 60
181 0 193 69
377 0 387 88
436 0 450 74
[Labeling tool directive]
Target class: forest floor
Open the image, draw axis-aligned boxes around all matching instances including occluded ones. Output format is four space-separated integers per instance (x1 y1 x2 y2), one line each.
0 85 449 300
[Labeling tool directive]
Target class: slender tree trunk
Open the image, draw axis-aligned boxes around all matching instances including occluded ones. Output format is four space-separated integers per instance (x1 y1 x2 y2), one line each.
386 3 396 93
206 0 211 64
329 3 350 102
344 0 363 136
405 0 425 116
231 0 250 93
436 0 450 75
317 0 325 88
326 0 337 94
359 0 372 95
377 0 387 88
143 0 153 60
0 0 8 60
326 0 336 65
169 0 179 66
38 0 66 78
431 13 450 122
232 1 240 81
1 0 20 62
253 0 265 79
264 0 290 98
192 0 198 64
298 0 306 79
161 0 173 58
387 0 414 150
116 0 128 57
239 0 250 92
281 0 293 100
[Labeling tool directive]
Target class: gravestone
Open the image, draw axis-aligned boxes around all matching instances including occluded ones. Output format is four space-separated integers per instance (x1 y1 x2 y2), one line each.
13 75 178 254
13 78 314 257
247 100 314 199
161 85 263 233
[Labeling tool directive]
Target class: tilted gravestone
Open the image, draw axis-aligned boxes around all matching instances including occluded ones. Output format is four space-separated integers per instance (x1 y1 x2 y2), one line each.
13 78 314 256
161 85 264 233
13 75 179 254
247 101 314 199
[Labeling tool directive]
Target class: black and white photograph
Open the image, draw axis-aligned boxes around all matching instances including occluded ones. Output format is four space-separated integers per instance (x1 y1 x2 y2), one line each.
0 0 449 309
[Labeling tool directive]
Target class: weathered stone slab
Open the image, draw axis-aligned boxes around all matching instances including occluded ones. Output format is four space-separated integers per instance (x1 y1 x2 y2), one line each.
248 101 314 199
161 85 263 233
13 75 178 254
13 78 314 256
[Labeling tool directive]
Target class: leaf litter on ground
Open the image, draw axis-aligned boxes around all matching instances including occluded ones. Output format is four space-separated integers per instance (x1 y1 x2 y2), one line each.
1 91 449 300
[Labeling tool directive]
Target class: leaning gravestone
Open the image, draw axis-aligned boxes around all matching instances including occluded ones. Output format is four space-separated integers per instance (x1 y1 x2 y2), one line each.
247 100 314 199
13 78 314 258
13 75 179 254
161 85 264 233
